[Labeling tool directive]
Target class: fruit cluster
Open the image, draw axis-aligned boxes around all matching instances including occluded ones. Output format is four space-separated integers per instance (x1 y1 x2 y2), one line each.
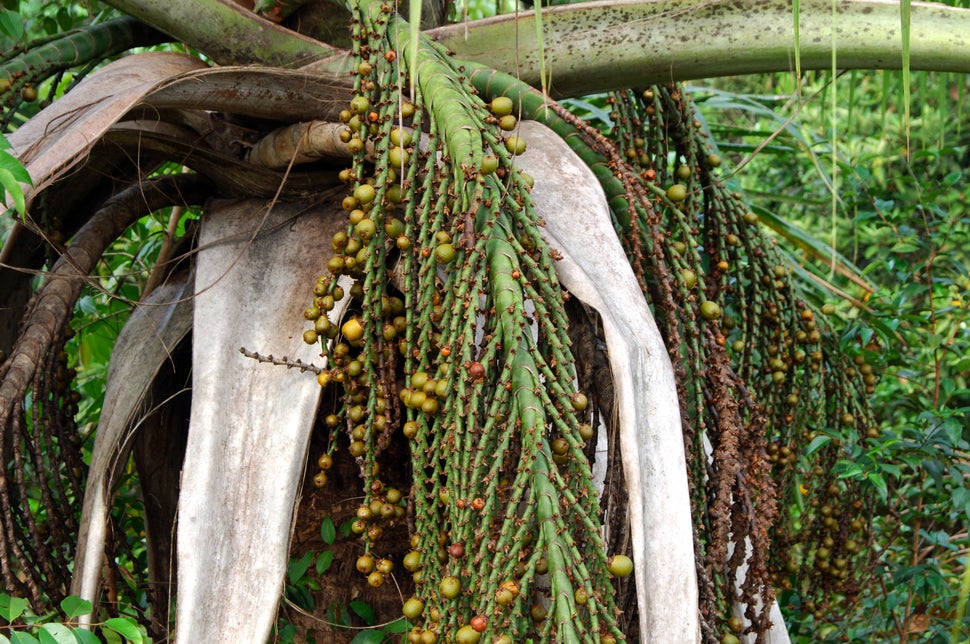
299 1 630 641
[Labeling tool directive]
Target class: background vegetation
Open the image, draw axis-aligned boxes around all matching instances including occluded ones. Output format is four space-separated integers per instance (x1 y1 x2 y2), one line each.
690 68 970 641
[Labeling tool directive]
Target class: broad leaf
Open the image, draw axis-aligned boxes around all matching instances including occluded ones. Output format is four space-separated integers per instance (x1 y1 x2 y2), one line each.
59 597 92 619
0 166 26 216
316 550 334 575
102 618 142 644
287 551 314 584
9 633 39 644
37 624 74 644
71 630 100 644
320 517 336 545
0 9 23 40
349 630 384 644
349 601 375 626
0 595 28 623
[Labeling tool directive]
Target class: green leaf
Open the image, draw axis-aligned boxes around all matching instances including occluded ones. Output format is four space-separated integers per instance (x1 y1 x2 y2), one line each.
349 601 375 626
100 629 121 644
0 165 27 215
0 633 10 644
316 550 334 575
10 633 39 644
384 618 407 634
320 517 336 546
71 629 100 644
349 630 384 644
287 551 314 584
0 594 28 623
0 148 31 184
0 9 23 40
285 584 314 612
102 618 142 644
889 240 920 254
804 434 832 456
867 471 888 503
59 597 92 620
38 624 74 644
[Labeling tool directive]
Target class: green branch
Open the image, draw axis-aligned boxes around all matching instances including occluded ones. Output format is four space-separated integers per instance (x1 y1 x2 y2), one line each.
434 0 970 97
102 0 339 67
102 0 970 98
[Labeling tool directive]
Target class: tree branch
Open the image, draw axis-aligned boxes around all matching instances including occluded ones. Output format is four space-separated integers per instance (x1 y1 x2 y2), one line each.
433 0 970 97
102 0 339 67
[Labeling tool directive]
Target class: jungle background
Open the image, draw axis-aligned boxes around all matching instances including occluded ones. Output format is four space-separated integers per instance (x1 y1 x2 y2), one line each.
0 0 968 643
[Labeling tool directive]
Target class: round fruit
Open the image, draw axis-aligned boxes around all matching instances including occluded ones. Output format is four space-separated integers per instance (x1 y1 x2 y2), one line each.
356 554 375 573
354 183 376 204
390 127 412 147
302 329 318 344
389 146 409 168
403 550 422 571
355 218 377 240
480 155 499 175
667 184 688 202
721 635 740 644
313 472 327 488
551 438 569 456
439 576 461 599
499 114 517 131
470 615 487 632
350 95 370 114
455 626 481 644
700 301 721 321
607 554 634 577
468 362 485 380
403 421 419 438
435 243 457 264
676 164 691 180
707 153 723 167
505 135 527 155
342 318 364 342
569 392 588 411
495 587 515 606
490 96 514 116
402 597 424 619
681 269 697 289
367 571 384 587
727 616 744 632
21 86 37 102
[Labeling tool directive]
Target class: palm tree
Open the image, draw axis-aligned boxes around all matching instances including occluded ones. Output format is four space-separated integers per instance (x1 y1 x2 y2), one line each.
1 1 968 642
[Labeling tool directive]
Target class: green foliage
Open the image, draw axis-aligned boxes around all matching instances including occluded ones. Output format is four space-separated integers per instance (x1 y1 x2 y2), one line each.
693 67 970 640
0 594 143 644
0 133 30 215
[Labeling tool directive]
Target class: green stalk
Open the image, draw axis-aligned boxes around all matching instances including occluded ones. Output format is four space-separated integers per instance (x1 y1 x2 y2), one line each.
432 0 970 98
0 17 165 83
106 0 970 100
103 0 339 67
